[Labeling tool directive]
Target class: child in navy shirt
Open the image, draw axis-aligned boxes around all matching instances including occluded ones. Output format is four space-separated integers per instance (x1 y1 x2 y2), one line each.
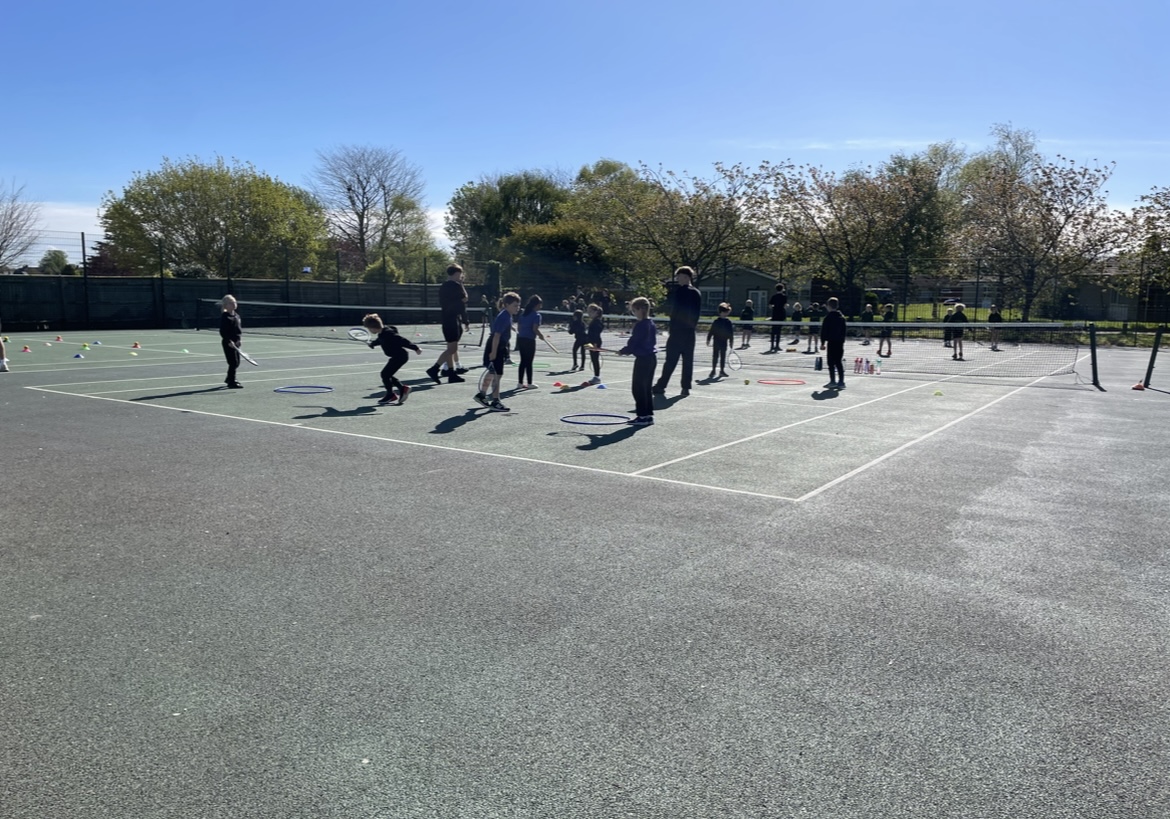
618 297 657 425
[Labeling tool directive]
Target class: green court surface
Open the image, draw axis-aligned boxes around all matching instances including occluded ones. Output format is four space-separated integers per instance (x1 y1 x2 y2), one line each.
3 328 1168 818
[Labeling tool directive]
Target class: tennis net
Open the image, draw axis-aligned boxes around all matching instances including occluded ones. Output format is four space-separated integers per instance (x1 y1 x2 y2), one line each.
196 299 489 346
537 310 1093 380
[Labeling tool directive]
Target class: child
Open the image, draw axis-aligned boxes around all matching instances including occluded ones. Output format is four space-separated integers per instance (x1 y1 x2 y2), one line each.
707 303 735 378
218 295 243 388
859 303 874 345
877 303 895 357
618 297 657 426
942 306 955 348
364 313 422 405
987 304 1003 351
585 303 605 385
568 309 588 371
738 299 754 348
820 296 848 389
475 292 521 412
789 302 803 345
515 294 548 389
950 302 969 361
805 302 821 352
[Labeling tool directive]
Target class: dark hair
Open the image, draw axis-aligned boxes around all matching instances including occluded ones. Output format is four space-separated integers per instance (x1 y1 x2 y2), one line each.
446 264 463 276
523 294 543 315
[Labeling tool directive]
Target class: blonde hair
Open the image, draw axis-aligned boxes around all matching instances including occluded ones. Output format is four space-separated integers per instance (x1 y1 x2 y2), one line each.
718 302 731 314
220 295 237 311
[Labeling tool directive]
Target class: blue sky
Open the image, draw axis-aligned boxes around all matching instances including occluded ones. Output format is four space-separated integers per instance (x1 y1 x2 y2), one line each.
4 0 1166 241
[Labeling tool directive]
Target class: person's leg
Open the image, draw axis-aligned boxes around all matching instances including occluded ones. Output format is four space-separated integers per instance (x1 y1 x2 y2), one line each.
655 335 681 391
222 339 240 385
633 355 655 417
518 338 535 384
679 333 695 391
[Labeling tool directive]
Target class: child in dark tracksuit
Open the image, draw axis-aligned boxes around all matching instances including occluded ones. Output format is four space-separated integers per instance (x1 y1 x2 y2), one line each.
568 309 588 372
819 297 848 389
364 313 421 405
219 295 243 388
585 304 605 384
707 303 735 378
619 297 657 426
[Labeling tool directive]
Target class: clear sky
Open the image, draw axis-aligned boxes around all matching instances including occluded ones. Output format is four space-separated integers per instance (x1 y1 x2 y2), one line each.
3 0 1166 241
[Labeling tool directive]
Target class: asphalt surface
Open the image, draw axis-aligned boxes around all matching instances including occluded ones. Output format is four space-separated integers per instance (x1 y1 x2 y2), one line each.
2 331 1167 818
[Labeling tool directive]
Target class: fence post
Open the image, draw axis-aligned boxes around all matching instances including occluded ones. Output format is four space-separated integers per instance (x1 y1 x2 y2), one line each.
1089 323 1103 391
81 232 91 330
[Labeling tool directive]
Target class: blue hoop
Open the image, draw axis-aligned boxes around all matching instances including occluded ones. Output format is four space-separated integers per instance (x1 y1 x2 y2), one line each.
274 385 335 394
561 413 634 426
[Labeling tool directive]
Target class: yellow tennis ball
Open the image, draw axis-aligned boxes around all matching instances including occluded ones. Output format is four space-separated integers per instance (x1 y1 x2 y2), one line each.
744 379 750 385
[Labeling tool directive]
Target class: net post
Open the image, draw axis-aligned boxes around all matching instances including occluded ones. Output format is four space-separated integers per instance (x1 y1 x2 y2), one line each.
1143 326 1163 389
1089 323 1103 390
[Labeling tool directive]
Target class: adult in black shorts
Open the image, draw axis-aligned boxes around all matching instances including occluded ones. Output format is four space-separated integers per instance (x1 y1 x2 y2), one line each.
653 266 702 397
768 283 787 351
427 264 469 384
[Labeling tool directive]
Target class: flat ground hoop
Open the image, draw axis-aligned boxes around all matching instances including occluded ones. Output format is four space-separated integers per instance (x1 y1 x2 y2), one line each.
757 379 806 386
561 413 633 426
274 385 335 394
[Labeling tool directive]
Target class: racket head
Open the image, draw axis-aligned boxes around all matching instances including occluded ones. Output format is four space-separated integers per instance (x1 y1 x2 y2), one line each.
348 327 371 343
237 347 258 366
727 351 742 371
477 365 493 396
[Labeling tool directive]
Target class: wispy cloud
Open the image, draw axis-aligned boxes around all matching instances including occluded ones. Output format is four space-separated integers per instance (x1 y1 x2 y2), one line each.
36 202 105 237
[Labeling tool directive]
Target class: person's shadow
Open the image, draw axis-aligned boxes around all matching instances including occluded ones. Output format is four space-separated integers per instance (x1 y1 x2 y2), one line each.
547 425 641 450
429 408 489 434
132 386 235 401
292 405 380 419
811 389 840 401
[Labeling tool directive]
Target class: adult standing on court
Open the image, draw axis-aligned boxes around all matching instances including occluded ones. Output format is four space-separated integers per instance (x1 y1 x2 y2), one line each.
219 295 243 389
653 266 702 397
768 283 788 352
427 264 469 384
820 297 848 389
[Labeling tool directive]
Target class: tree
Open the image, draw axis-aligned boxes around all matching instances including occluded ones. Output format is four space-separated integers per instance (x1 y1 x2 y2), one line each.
565 160 769 291
39 249 71 276
958 125 1125 319
0 180 42 271
1130 187 1170 295
445 171 570 263
310 145 427 272
743 161 921 311
100 156 328 278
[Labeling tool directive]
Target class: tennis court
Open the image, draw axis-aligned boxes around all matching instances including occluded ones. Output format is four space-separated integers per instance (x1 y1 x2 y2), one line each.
3 326 1168 818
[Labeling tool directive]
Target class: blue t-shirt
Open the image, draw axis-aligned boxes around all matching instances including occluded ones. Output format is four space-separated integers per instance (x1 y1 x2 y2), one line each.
517 310 542 340
491 308 514 347
619 318 657 357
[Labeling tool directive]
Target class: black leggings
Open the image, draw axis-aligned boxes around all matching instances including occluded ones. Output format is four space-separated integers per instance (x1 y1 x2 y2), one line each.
590 349 601 378
711 343 727 371
381 352 408 393
572 339 587 368
221 338 240 383
517 337 537 384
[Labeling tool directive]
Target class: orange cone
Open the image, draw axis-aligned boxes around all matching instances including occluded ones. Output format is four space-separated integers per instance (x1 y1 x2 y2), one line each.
55 335 63 341
21 345 31 352
131 341 141 349
1132 382 1146 391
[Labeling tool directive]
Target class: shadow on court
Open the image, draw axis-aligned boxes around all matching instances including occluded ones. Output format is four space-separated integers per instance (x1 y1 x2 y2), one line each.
131 386 234 401
291 405 381 419
429 408 494 435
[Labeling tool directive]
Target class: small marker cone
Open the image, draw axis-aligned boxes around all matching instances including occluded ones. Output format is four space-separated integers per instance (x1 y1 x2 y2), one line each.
130 352 138 356
55 335 63 341
82 343 90 350
581 381 590 387
21 345 31 352
74 353 84 359
131 341 141 349
181 349 189 354
596 383 607 389
45 342 52 346
553 381 563 387
93 340 102 345
1132 382 1146 391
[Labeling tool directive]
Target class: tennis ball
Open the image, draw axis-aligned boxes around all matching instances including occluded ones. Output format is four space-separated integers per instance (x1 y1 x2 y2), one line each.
934 390 943 396
744 379 750 385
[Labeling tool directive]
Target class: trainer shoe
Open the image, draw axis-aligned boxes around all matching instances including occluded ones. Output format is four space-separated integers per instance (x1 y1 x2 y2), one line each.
227 382 244 389
680 388 690 396
0 359 9 372
455 366 468 374
378 393 396 405
426 365 441 384
446 373 466 383
632 415 654 426
473 392 490 407
652 386 665 395
588 376 601 385
489 400 510 412
719 371 728 378
397 385 411 405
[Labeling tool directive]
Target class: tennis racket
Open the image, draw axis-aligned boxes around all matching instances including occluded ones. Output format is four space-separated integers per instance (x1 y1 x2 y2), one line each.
234 344 258 366
542 337 560 354
584 343 621 356
477 363 495 396
727 350 743 371
348 327 372 344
